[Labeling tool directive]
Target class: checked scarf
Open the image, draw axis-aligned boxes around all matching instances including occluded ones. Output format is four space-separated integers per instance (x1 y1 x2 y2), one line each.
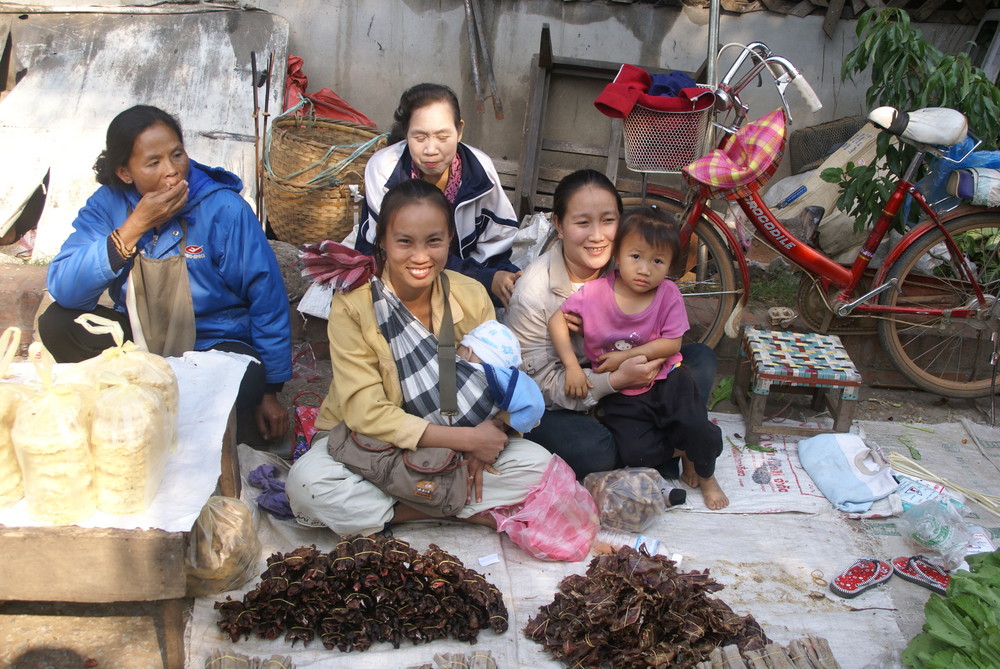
370 276 497 426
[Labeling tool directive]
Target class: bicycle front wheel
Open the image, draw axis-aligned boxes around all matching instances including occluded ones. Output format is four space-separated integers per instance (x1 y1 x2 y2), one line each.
878 213 1000 398
622 195 739 348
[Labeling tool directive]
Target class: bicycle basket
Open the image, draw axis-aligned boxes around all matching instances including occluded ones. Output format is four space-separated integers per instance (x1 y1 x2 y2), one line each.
622 89 714 174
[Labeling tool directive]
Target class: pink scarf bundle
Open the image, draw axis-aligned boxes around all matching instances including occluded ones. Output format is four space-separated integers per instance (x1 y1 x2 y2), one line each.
299 240 376 292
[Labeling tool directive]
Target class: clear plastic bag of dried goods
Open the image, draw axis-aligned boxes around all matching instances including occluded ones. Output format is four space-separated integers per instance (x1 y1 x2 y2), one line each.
63 315 179 448
0 326 35 510
583 468 671 533
12 343 97 524
91 375 172 515
186 496 262 596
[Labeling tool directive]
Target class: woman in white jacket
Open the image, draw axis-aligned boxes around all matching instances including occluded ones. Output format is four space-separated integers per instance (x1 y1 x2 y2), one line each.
355 83 522 307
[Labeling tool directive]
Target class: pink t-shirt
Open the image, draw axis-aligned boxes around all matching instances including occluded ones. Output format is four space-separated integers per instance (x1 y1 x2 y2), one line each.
561 271 688 396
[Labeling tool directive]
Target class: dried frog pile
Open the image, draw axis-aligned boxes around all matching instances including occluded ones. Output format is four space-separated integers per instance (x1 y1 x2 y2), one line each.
525 545 769 668
216 536 508 651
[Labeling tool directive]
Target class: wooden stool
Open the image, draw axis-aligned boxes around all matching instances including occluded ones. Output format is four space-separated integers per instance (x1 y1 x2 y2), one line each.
732 327 863 438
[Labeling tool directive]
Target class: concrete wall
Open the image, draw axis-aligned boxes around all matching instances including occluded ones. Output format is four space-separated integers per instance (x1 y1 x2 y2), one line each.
239 0 975 162
2 0 977 176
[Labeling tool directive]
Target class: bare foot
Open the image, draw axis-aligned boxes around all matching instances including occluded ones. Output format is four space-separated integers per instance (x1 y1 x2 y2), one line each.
699 475 729 510
680 453 699 488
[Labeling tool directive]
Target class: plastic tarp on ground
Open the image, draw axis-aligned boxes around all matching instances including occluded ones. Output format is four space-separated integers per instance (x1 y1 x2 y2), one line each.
186 415 1000 668
0 7 288 260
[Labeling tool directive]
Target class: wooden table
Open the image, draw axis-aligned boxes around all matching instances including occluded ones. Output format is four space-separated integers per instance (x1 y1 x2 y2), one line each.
0 410 240 669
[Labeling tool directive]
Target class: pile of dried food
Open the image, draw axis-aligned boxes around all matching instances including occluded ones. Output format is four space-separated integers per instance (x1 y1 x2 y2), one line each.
525 545 769 668
216 536 508 652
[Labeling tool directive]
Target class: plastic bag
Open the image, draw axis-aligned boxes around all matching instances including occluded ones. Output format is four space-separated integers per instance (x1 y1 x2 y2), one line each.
12 345 97 525
0 382 31 509
62 316 179 448
584 468 668 532
509 212 555 270
487 456 599 561
898 499 971 570
290 391 323 462
0 327 32 509
186 496 262 596
291 342 321 383
91 377 171 515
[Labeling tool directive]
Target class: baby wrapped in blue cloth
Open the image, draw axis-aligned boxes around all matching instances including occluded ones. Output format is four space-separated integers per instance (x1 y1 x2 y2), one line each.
458 320 544 433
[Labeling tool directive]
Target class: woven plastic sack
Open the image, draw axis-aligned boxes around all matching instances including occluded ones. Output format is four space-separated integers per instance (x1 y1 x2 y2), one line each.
487 456 599 561
186 496 261 596
584 468 667 532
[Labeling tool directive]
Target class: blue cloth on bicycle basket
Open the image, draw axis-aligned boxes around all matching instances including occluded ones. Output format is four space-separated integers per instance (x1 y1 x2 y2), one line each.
649 71 697 97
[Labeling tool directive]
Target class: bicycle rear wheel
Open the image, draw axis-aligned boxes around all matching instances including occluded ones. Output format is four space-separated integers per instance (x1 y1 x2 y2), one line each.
878 213 1000 398
622 195 739 348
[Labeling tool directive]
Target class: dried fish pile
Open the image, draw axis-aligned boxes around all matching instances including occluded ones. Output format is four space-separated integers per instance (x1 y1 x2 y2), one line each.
525 546 769 668
216 536 508 652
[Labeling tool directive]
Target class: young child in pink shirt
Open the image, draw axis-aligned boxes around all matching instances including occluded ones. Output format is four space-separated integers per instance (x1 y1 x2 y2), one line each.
548 207 728 509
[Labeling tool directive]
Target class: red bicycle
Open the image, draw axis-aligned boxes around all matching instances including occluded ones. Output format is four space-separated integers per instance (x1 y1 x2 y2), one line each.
623 42 1000 399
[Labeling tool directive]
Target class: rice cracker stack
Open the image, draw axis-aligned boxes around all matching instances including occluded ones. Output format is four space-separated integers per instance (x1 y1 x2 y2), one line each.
92 379 171 515
12 384 96 525
0 383 31 508
82 343 179 451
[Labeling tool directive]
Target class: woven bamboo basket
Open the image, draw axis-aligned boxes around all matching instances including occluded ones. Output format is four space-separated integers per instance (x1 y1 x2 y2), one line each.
263 117 386 247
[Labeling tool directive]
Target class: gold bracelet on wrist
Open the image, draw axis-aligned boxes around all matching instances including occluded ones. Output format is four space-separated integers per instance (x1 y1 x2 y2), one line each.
111 229 137 259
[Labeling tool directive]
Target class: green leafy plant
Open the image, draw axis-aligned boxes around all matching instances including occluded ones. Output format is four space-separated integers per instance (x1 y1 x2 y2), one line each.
821 8 1000 232
902 548 1000 668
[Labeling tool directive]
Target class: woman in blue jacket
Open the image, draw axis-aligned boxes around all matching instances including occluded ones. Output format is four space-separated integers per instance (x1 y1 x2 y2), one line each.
39 105 292 441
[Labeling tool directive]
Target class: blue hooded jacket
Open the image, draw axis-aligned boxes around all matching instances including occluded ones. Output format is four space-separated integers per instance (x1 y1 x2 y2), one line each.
47 161 292 385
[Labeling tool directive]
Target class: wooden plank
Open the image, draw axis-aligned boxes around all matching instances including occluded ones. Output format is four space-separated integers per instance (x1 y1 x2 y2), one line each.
605 119 623 186
760 0 800 13
964 0 987 20
914 0 948 22
0 526 187 602
540 138 616 157
824 0 847 38
514 52 547 219
161 598 186 669
218 408 241 498
789 0 819 18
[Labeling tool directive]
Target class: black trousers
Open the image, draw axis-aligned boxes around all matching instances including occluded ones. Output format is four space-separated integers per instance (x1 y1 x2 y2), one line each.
598 365 723 479
37 302 266 410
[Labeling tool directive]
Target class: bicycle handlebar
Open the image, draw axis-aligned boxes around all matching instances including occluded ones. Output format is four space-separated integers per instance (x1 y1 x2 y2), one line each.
714 43 822 124
791 75 823 112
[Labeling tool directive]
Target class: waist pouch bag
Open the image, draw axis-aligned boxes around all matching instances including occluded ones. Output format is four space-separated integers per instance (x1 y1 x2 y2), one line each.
798 433 897 513
326 420 467 517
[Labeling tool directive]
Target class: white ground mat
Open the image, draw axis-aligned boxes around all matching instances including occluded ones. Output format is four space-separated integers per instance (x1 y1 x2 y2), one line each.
0 350 248 532
180 412 1000 668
